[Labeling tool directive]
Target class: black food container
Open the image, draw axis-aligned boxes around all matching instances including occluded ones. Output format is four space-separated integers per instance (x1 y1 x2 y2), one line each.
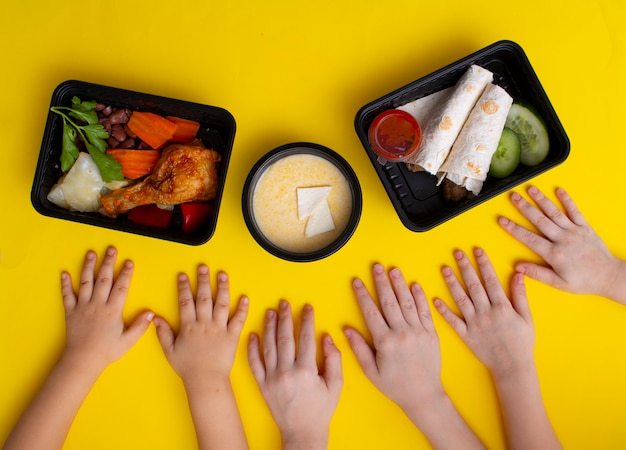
354 40 570 231
31 80 235 245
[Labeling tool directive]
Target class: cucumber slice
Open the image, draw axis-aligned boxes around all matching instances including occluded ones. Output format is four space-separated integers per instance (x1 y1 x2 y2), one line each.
505 104 550 166
490 127 521 178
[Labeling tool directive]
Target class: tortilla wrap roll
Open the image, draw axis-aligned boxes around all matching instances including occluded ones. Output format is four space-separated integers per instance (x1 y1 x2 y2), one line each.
405 64 493 174
437 83 514 196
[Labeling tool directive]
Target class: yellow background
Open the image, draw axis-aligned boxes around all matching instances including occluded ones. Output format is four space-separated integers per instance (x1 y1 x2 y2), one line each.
1 0 625 448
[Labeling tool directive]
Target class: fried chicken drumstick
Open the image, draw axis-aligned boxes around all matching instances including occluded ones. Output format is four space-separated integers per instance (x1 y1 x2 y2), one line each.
100 142 221 218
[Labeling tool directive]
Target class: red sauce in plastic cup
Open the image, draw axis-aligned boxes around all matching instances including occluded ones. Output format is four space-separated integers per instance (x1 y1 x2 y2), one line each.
368 109 421 163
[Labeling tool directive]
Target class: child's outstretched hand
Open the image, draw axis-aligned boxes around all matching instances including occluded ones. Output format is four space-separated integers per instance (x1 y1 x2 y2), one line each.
4 247 153 450
499 186 626 304
248 301 343 450
434 248 534 379
62 246 154 373
345 264 484 450
154 265 249 450
435 248 562 450
344 264 443 410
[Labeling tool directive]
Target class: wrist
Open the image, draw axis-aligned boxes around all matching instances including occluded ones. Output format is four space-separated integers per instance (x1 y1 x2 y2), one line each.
601 257 626 305
281 427 329 450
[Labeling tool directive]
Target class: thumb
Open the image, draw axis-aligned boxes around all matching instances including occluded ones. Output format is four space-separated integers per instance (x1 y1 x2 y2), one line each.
322 334 343 395
123 310 154 347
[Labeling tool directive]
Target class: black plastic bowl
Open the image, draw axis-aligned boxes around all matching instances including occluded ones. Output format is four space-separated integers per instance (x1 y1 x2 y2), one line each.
31 80 235 245
354 40 570 232
242 143 362 262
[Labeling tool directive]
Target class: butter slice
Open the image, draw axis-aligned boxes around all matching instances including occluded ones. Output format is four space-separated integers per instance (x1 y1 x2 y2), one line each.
297 186 335 237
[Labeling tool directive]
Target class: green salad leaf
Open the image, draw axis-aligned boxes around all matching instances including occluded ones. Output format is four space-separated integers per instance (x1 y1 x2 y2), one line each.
51 96 124 182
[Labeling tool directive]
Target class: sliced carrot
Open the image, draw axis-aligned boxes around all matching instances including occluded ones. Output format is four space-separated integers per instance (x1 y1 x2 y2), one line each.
106 149 161 179
127 111 177 149
166 116 201 143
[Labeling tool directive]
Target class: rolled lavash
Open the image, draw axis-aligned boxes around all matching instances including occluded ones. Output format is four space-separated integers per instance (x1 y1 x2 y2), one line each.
437 83 513 195
405 64 493 174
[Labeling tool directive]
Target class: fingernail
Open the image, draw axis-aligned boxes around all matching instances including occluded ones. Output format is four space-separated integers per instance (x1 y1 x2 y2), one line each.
279 300 288 310
473 247 483 257
442 266 453 276
124 260 134 269
515 273 525 284
373 263 384 274
198 265 209 275
389 267 401 279
353 278 363 288
241 296 249 305
146 312 155 321
266 309 275 320
106 246 116 256
303 303 313 312
454 250 463 261
528 185 539 195
511 192 521 201
498 216 510 226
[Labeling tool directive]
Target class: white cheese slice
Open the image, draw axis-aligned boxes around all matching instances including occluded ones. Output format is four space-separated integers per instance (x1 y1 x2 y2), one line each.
305 201 335 237
297 186 332 220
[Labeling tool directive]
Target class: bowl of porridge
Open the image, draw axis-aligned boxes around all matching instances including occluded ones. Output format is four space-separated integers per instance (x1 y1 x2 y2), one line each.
242 142 362 262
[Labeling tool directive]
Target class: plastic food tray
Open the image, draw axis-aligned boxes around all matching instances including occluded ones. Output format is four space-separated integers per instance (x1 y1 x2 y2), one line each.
354 40 570 231
31 80 235 245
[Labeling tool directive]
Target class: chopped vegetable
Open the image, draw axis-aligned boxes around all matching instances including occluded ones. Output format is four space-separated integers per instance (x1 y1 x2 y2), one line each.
505 103 550 166
489 127 521 178
127 111 177 149
181 202 213 234
167 116 201 143
127 204 173 228
51 96 124 182
106 149 161 179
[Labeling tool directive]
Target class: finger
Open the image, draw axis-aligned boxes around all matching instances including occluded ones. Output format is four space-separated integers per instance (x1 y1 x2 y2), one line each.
388 267 420 327
498 216 552 258
372 264 405 329
296 304 317 369
122 310 154 350
510 273 533 324
177 273 197 324
555 187 588 227
212 271 232 325
154 316 176 358
92 246 118 303
352 277 388 340
194 265 214 319
262 309 278 372
510 191 562 240
526 186 574 230
411 282 436 334
454 250 491 311
107 259 134 310
321 334 343 397
441 263 475 321
344 328 378 381
60 271 77 312
227 296 250 339
77 250 97 303
247 333 266 385
515 262 566 291
276 301 296 370
473 248 507 305
433 298 468 339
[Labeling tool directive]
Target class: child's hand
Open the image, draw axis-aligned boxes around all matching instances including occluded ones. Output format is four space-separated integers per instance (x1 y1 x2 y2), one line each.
344 264 445 412
499 186 626 303
61 246 153 373
154 265 249 384
435 248 535 380
248 301 343 450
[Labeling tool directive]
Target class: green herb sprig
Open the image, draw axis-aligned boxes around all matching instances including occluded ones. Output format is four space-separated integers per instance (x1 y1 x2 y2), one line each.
51 96 124 182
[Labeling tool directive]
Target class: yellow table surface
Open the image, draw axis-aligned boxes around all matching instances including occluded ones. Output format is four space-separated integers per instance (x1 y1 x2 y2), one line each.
2 1 625 448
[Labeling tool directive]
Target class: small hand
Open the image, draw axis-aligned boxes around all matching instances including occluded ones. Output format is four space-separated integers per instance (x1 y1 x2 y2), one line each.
344 264 444 411
499 186 626 302
248 301 343 449
434 248 535 379
61 246 153 373
154 265 249 383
